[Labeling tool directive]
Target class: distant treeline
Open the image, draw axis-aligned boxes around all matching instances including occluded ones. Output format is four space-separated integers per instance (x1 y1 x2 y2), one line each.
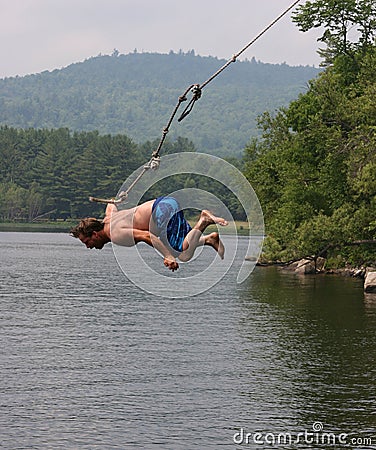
0 51 320 157
0 127 244 221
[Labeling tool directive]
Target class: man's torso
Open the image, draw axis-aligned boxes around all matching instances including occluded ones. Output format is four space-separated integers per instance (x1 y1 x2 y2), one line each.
106 199 157 233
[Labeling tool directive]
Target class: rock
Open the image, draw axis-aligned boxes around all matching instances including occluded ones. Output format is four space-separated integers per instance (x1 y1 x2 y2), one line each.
364 270 376 293
283 261 299 271
342 268 357 277
353 268 365 278
294 259 316 274
315 257 326 272
245 256 257 262
294 257 326 275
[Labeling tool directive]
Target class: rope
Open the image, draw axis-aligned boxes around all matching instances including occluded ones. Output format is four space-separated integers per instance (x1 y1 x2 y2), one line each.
89 0 302 204
200 0 302 90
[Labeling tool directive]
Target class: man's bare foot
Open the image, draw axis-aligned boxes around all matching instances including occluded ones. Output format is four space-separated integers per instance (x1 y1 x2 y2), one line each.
199 210 228 228
205 232 225 259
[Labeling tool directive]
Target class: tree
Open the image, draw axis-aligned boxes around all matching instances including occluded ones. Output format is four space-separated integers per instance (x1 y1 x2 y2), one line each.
292 0 376 65
0 52 320 157
0 182 27 221
26 182 43 221
243 45 376 266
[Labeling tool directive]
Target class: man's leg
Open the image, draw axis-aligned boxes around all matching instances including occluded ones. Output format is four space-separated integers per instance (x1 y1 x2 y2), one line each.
179 210 227 262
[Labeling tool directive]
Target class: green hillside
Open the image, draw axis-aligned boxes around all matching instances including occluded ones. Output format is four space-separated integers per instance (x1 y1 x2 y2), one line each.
0 51 320 156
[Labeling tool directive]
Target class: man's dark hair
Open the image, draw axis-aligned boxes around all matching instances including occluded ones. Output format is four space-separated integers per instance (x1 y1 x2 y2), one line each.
70 218 104 238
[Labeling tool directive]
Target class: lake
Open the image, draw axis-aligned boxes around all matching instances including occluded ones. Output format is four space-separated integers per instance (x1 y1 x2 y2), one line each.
1 232 375 449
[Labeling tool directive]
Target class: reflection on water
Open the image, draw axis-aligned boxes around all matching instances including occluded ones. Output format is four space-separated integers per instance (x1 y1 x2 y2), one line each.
237 268 376 442
1 232 375 449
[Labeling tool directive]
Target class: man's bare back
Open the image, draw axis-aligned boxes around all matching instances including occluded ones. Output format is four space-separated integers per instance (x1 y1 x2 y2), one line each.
104 200 154 231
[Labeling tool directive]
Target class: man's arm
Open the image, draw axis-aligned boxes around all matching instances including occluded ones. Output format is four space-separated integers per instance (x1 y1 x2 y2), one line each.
134 230 179 272
111 228 179 271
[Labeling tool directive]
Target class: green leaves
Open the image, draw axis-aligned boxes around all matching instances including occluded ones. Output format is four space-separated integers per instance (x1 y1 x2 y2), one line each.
292 0 376 65
0 52 320 158
243 45 376 266
0 127 201 221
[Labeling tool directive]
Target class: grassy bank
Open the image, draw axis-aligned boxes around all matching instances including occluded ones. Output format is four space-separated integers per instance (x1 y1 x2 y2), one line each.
0 221 76 233
0 220 252 235
203 221 251 236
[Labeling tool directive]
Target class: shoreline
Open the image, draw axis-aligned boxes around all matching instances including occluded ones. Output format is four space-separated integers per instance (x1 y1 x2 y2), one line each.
2 223 374 292
0 220 253 235
255 259 376 294
0 221 75 233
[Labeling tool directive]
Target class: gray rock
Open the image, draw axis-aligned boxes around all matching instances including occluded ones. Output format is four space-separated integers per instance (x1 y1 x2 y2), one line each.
364 271 376 293
294 257 326 274
295 259 316 274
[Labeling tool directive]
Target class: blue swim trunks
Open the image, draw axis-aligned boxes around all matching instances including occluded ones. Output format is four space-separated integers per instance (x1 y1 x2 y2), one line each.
152 196 192 253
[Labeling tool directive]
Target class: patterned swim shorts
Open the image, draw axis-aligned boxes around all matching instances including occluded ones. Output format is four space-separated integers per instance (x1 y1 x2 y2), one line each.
152 197 192 253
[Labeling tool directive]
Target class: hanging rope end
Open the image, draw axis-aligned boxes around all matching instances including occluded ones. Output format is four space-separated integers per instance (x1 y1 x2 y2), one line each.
89 191 128 205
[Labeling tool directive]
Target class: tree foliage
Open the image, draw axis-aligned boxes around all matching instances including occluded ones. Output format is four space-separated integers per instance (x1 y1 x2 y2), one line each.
0 127 245 222
292 0 376 65
0 52 320 157
243 45 376 267
0 127 153 220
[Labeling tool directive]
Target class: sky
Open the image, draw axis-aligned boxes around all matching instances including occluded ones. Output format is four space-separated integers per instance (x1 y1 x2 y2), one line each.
0 0 323 79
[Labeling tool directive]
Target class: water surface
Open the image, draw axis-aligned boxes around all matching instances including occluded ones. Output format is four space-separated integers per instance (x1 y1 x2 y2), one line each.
1 232 375 449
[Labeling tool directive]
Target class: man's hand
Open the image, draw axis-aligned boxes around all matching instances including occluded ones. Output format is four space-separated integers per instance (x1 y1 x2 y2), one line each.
117 228 180 272
164 256 179 271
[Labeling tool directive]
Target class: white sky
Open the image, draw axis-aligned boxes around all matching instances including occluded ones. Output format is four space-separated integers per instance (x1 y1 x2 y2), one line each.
0 0 323 79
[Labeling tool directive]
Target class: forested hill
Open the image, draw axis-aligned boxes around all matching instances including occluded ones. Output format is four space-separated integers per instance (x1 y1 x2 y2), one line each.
0 51 320 156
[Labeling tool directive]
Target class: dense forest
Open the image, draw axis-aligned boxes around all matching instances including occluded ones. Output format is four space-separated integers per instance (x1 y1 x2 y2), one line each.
0 51 319 157
243 0 376 267
0 128 195 220
0 128 244 222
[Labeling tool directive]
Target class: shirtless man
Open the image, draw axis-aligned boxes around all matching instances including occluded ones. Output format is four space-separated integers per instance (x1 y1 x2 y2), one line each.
70 196 228 271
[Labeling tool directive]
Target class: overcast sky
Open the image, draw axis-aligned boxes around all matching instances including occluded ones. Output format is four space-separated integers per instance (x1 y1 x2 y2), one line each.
0 0 323 79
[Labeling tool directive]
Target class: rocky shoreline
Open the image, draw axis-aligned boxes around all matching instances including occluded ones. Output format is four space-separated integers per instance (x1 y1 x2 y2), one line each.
253 257 376 293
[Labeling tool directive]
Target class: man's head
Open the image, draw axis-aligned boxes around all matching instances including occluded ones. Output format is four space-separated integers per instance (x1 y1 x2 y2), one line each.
70 218 108 249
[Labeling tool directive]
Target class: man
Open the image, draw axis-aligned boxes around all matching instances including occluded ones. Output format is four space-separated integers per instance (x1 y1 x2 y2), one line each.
70 196 228 271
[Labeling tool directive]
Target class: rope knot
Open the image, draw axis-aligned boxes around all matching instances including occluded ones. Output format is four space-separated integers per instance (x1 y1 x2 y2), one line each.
117 191 128 202
191 84 202 99
145 156 161 170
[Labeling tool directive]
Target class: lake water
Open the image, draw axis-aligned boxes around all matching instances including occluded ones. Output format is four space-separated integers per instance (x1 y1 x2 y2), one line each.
1 232 375 449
